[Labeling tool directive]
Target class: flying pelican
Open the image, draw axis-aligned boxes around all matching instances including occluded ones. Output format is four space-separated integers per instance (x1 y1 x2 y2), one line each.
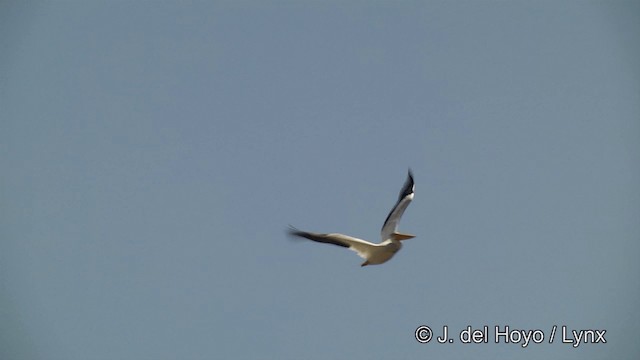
288 169 415 266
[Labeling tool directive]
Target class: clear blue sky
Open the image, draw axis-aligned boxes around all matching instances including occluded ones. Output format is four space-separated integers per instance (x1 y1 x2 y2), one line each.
2 1 639 359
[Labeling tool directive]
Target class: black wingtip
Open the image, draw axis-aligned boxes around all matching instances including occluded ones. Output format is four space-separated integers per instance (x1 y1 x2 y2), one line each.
406 168 415 189
397 168 415 201
287 224 301 236
287 225 308 243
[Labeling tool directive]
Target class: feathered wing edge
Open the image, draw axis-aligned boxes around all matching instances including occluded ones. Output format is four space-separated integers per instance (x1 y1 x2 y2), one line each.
287 226 376 260
380 169 415 241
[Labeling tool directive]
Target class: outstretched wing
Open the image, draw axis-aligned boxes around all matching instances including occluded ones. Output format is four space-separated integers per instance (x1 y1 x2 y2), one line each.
380 169 415 241
288 226 377 260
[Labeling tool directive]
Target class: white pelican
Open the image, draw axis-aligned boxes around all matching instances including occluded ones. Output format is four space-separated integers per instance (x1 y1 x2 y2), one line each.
289 169 415 266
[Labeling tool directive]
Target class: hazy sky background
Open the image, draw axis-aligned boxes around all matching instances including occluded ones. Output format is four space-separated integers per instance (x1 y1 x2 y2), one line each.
2 1 639 359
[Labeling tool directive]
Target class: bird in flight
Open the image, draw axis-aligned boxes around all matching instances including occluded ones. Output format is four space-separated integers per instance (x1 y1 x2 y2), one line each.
288 169 416 266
